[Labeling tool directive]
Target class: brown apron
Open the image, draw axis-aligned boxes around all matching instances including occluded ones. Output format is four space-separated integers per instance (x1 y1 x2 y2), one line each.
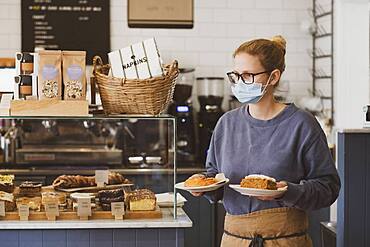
221 207 312 247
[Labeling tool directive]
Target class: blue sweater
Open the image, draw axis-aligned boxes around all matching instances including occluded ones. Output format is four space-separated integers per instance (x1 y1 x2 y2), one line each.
206 103 340 215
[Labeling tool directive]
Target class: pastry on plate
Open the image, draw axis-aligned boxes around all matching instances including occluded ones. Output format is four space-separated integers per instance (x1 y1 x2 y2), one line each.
240 174 277 190
184 174 218 187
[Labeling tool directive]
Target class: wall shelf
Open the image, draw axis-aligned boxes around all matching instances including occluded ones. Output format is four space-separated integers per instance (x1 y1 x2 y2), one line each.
314 54 332 59
314 33 333 39
312 0 334 123
320 96 333 100
314 11 332 19
314 76 332 79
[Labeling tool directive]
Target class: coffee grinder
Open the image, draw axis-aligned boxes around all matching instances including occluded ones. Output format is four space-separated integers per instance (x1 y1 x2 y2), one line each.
168 68 196 164
196 77 225 164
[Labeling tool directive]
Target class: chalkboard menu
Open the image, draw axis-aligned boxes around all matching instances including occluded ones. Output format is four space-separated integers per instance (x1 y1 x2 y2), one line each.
21 0 110 64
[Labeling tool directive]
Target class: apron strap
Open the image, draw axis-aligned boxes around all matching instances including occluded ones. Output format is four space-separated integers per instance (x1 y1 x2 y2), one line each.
224 230 307 247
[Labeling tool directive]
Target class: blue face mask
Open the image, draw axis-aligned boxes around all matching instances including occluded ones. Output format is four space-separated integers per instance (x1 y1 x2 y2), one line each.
231 75 272 104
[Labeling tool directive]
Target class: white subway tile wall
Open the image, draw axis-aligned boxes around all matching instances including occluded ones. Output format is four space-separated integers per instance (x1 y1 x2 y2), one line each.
0 0 313 98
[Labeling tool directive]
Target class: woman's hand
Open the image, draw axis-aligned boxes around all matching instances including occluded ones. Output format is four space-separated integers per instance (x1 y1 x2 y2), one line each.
191 192 204 197
255 181 288 201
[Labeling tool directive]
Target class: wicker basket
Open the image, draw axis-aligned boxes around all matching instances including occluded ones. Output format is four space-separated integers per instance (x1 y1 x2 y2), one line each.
92 56 179 115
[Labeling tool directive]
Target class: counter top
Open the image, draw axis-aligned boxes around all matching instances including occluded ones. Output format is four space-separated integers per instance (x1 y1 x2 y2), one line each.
0 208 192 230
338 128 370 133
0 167 206 175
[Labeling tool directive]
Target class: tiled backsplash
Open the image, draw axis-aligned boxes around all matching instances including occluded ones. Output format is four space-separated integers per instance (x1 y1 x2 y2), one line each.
0 0 313 98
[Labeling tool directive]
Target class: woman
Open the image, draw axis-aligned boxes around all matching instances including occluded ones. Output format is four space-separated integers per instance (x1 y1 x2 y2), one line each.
194 36 340 247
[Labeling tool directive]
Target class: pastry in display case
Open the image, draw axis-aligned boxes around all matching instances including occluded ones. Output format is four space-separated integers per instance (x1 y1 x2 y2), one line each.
0 191 16 211
41 191 67 211
0 175 15 193
0 171 161 221
98 188 125 211
19 181 42 196
125 189 156 211
52 172 131 190
16 196 42 212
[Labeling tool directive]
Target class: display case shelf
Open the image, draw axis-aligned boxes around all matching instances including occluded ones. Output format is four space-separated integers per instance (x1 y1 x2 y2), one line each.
0 115 179 219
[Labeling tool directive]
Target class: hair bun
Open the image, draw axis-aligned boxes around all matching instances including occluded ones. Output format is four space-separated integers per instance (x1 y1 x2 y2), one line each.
271 35 286 53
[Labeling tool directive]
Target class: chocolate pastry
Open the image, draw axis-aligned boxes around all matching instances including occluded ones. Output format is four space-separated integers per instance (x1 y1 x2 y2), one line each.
0 183 14 193
19 181 42 196
100 203 112 211
98 188 124 211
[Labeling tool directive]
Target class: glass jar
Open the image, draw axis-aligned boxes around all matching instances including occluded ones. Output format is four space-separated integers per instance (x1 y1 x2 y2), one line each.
16 52 34 75
15 75 33 99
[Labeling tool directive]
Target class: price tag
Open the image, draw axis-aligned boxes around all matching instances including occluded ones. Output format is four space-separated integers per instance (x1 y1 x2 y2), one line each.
45 202 59 221
95 170 109 187
77 198 91 220
111 202 125 220
18 204 29 221
0 201 5 217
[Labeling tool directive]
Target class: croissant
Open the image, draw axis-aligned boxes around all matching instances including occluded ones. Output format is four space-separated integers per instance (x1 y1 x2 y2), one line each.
184 174 217 187
108 172 131 185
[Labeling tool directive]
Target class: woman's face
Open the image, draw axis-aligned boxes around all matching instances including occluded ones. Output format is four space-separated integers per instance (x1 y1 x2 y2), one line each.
233 53 280 86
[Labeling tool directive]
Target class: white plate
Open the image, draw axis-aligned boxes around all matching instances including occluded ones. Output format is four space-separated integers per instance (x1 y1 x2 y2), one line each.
70 192 95 200
229 184 288 197
175 179 229 193
155 192 187 207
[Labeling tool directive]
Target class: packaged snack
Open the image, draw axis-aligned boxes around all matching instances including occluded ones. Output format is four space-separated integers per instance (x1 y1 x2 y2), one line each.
38 50 62 99
62 51 86 100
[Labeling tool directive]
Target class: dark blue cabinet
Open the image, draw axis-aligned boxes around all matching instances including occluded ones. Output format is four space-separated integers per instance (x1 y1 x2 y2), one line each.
337 131 370 247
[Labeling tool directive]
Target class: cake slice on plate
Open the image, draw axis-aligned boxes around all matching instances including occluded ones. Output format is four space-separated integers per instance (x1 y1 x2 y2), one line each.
240 174 277 190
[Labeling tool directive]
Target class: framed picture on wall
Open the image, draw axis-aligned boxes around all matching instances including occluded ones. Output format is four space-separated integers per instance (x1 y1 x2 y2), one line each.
128 0 193 28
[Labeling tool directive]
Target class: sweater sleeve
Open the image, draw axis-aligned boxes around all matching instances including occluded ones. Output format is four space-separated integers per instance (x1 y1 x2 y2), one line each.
278 132 341 210
203 128 224 203
206 132 219 177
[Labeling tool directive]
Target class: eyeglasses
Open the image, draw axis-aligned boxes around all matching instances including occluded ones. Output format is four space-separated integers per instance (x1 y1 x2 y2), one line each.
226 71 271 84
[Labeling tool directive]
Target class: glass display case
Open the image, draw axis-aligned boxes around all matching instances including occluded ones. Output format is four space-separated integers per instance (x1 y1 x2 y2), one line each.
0 115 179 218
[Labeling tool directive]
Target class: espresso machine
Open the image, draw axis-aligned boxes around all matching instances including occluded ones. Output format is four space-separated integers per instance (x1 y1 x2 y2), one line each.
196 77 225 164
167 68 196 164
